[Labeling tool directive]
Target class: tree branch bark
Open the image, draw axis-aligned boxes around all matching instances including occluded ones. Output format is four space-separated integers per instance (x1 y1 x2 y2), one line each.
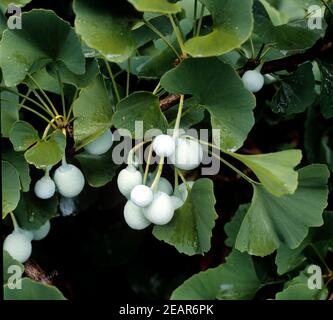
24 259 58 286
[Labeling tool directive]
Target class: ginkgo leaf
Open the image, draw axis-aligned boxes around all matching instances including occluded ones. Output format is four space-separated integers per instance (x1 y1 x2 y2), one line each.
161 58 256 151
229 149 302 196
171 250 262 300
153 178 218 256
184 0 254 57
0 10 85 87
73 0 140 63
235 165 329 257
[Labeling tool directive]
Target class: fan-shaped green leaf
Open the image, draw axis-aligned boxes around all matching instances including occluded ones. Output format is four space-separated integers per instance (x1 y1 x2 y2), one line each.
14 190 58 230
31 58 99 94
153 178 218 256
113 91 168 138
171 250 261 300
161 58 256 151
0 10 85 87
24 130 66 169
254 1 326 51
272 63 316 114
235 165 329 256
229 149 302 196
275 271 328 300
9 121 39 152
184 0 254 57
73 76 113 149
73 0 140 63
275 211 333 275
75 148 119 188
3 149 31 192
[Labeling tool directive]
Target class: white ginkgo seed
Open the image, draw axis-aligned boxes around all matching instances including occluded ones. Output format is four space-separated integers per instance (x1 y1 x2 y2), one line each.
242 70 264 93
84 129 113 155
117 166 143 199
123 200 151 230
34 176 56 199
130 185 154 208
3 231 32 263
169 137 203 170
54 164 85 198
143 191 174 225
152 135 176 157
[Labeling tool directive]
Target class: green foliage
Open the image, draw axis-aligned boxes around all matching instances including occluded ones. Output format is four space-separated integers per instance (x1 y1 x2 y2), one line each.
0 10 85 87
153 178 218 256
1 88 19 137
73 76 113 149
9 121 39 152
184 0 254 57
229 150 302 196
73 0 140 63
161 58 256 151
1 0 332 301
275 271 328 300
4 278 66 300
113 91 168 137
3 251 24 285
171 250 262 300
24 130 66 169
14 191 58 230
235 165 329 256
2 161 21 218
271 63 316 114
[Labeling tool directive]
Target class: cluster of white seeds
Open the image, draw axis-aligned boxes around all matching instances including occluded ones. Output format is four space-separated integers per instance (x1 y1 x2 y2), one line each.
117 134 201 230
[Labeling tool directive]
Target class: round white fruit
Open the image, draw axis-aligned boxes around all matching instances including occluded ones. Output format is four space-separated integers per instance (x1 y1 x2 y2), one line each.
123 200 151 230
170 195 184 210
84 130 113 155
175 181 195 202
169 137 203 170
242 70 264 93
31 220 51 241
152 135 176 157
53 164 85 198
143 191 174 225
117 166 143 198
130 185 154 208
34 176 56 199
3 231 32 263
